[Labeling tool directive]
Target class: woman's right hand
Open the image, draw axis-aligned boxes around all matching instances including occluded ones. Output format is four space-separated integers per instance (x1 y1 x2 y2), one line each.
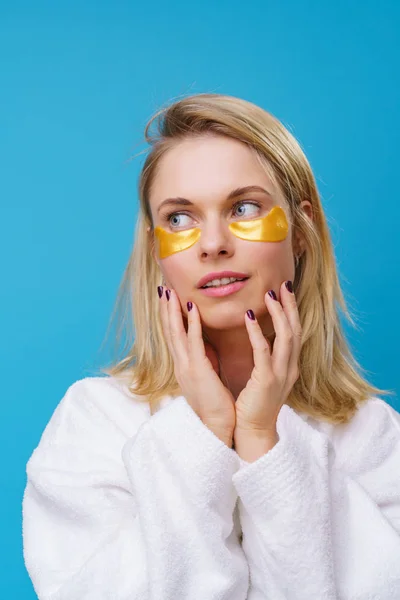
159 286 236 447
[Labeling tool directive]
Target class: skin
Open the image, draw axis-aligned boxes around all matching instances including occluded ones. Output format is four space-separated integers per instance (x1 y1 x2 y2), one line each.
148 134 314 460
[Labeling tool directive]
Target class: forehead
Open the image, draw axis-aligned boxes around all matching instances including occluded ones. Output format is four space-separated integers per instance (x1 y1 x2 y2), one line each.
149 135 282 209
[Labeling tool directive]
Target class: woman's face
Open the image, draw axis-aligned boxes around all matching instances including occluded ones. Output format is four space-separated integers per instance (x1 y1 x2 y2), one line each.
149 134 299 332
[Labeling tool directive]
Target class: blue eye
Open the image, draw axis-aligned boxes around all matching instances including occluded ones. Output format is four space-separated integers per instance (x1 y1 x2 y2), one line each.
233 201 260 218
165 200 261 230
168 213 192 228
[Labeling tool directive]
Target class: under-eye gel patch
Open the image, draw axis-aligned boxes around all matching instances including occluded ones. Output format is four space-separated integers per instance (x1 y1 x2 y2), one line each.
154 206 288 259
154 226 202 259
228 206 288 242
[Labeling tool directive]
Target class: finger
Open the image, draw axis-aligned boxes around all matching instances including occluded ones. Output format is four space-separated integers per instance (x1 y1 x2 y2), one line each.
279 280 302 382
187 302 221 377
265 288 293 378
186 301 208 365
158 286 176 359
167 289 189 365
244 309 273 380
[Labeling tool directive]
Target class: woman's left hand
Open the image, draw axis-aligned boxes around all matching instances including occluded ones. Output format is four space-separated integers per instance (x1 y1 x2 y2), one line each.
234 280 302 442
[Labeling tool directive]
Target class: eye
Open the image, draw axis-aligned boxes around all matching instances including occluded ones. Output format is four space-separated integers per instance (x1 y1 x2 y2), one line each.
163 200 261 230
233 201 261 218
166 212 193 229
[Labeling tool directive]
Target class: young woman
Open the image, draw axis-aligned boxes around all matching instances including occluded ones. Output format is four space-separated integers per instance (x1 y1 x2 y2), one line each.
23 94 400 599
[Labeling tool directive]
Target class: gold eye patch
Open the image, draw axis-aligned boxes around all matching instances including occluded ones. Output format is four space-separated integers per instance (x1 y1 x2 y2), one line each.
154 205 288 259
154 226 202 259
228 205 288 242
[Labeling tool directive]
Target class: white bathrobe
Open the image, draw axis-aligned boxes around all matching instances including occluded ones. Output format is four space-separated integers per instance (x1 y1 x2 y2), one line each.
22 376 400 599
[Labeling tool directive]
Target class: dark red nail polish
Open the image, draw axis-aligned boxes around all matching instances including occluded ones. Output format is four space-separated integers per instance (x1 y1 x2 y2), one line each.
246 309 255 320
187 301 193 311
268 290 277 300
285 280 293 293
166 289 171 301
157 286 163 298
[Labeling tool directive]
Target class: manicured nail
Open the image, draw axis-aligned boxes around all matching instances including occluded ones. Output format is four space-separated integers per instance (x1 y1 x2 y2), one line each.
268 289 277 300
187 301 193 311
246 309 255 320
157 286 163 298
166 289 171 301
285 280 293 293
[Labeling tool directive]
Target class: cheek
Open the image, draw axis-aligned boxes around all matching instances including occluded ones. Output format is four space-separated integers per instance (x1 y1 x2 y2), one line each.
161 252 193 290
244 240 294 277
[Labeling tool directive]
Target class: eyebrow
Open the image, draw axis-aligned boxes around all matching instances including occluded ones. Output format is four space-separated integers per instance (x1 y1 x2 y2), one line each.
157 185 274 213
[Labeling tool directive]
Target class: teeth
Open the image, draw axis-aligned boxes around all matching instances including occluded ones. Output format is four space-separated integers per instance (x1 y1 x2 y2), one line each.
203 277 246 288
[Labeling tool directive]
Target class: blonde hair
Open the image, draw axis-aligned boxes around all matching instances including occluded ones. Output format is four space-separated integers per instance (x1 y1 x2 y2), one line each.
100 93 394 424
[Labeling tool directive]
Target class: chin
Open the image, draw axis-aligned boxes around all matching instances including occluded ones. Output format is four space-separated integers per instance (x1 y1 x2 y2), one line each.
199 304 250 330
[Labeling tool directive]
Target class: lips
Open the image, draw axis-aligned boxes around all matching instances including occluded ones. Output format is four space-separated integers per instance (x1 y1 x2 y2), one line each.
199 278 249 297
197 271 250 289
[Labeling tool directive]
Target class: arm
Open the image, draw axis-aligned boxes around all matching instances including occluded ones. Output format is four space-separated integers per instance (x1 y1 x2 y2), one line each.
122 394 248 599
23 379 249 600
232 400 400 600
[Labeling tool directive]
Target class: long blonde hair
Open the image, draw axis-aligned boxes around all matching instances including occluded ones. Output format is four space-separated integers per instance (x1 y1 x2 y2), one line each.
100 93 394 424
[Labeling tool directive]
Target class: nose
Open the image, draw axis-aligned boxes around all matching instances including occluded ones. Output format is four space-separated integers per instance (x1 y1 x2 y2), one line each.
197 218 235 260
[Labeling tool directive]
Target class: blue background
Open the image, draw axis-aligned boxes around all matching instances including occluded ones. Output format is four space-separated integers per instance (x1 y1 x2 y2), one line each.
1 0 399 596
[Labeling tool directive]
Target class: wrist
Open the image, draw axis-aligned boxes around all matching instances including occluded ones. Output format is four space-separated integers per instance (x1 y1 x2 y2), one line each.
215 431 234 448
204 423 233 448
234 428 278 463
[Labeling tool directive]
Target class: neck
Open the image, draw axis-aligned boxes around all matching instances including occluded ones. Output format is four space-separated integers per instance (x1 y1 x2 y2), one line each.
203 316 275 400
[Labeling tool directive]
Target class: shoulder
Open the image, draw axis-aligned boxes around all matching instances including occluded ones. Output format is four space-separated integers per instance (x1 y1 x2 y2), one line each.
319 396 400 474
27 376 152 469
71 375 151 429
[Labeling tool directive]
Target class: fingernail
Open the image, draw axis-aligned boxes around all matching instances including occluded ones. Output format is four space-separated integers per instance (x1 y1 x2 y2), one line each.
268 290 277 300
187 301 193 311
246 309 255 320
157 286 163 298
166 289 171 301
285 280 293 293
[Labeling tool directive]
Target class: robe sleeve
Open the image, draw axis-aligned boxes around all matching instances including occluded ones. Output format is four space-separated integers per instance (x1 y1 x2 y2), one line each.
23 380 249 600
232 399 400 600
